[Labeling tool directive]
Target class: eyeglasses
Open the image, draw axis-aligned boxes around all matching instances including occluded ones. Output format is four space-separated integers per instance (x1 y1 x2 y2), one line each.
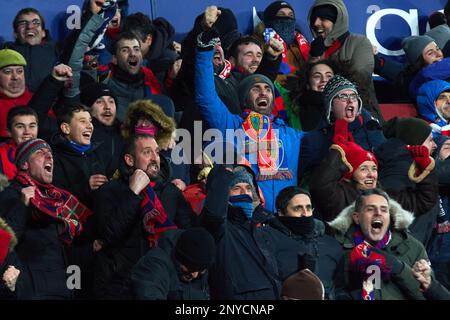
334 93 359 102
17 19 41 28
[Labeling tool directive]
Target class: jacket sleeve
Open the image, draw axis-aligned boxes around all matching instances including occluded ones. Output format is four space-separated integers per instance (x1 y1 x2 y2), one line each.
200 165 233 241
131 250 171 300
309 147 356 222
424 278 450 300
62 11 105 98
194 48 243 133
0 187 30 241
173 189 196 229
95 183 143 247
387 169 439 216
349 36 375 83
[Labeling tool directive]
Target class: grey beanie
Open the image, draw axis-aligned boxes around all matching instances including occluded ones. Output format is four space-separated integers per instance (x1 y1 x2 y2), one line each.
402 35 435 63
238 74 275 109
230 168 254 189
323 75 362 123
426 24 450 51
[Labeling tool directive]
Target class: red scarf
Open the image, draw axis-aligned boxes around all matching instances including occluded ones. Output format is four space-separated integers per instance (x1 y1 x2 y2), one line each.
15 171 92 245
140 182 177 248
217 59 232 80
0 140 17 180
324 32 350 59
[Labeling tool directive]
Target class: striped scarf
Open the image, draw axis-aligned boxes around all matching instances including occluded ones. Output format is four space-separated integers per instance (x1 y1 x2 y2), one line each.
350 226 392 300
140 183 177 248
16 171 92 245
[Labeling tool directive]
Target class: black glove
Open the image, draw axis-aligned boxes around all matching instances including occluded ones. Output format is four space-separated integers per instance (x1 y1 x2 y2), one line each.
197 28 220 52
310 36 326 57
371 247 404 275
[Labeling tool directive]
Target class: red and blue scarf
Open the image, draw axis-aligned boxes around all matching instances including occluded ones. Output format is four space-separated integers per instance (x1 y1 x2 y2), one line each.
240 111 292 181
16 171 92 245
140 182 177 248
350 226 392 300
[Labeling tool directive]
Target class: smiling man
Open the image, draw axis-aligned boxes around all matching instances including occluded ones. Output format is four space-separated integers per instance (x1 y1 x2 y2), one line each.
329 188 430 300
2 8 59 92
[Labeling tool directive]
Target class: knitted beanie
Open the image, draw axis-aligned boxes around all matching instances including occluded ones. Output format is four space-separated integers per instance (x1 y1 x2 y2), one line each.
80 82 117 108
340 142 378 180
402 35 435 63
238 74 275 109
426 24 450 51
174 227 216 271
230 168 254 189
15 138 51 169
323 75 362 123
383 117 432 146
0 49 27 70
263 1 295 23
310 4 338 25
282 269 325 300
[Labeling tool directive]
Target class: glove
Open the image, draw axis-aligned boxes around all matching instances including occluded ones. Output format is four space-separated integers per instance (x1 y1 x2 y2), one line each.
310 36 326 57
406 145 432 172
371 247 404 275
196 28 220 52
332 119 355 147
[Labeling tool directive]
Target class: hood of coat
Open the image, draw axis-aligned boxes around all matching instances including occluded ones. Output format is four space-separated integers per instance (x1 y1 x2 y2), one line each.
416 80 450 126
0 217 17 252
328 197 414 235
121 99 176 150
308 0 348 47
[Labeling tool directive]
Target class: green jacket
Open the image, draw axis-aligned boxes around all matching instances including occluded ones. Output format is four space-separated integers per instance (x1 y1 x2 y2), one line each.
329 198 428 300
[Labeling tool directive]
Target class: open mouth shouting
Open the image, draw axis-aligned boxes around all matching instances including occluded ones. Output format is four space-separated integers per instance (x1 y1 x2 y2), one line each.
44 161 53 174
81 130 92 143
127 57 140 72
370 219 384 235
255 98 270 111
146 161 159 177
345 105 356 119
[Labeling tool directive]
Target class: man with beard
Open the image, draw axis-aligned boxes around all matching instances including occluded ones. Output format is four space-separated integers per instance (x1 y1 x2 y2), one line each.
131 227 215 300
80 82 123 178
0 139 92 299
1 8 59 92
330 188 429 300
99 31 174 122
93 134 176 299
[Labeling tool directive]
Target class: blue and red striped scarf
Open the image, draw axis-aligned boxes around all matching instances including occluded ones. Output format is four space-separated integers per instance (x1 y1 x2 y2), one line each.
16 171 92 245
140 182 177 248
350 225 392 300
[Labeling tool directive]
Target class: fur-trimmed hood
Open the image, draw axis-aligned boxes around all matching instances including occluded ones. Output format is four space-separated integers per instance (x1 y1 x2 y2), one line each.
0 217 17 252
121 99 176 150
328 197 415 235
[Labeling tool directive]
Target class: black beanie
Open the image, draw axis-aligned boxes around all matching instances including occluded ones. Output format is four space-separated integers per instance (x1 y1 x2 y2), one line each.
429 12 447 29
382 117 431 146
263 1 295 23
174 227 216 271
310 4 338 25
80 82 117 108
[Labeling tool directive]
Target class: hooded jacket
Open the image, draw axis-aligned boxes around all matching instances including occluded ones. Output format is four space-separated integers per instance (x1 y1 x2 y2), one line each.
329 199 427 300
307 0 382 121
416 80 450 133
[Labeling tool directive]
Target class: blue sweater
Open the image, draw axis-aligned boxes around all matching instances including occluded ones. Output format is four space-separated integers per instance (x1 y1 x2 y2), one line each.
194 48 303 212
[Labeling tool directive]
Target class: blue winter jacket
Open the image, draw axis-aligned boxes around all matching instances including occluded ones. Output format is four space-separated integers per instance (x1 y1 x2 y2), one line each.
409 57 450 98
416 79 450 132
195 48 303 213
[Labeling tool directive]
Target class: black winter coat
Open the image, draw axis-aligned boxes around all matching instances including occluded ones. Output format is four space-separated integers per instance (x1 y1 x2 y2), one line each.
201 166 301 300
297 90 327 132
131 229 210 300
0 181 71 300
93 176 149 299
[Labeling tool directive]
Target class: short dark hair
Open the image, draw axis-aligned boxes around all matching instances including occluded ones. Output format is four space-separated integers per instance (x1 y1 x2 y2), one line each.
7 106 38 131
123 133 156 158
13 8 46 32
354 188 389 213
276 186 311 215
122 12 154 42
228 36 263 60
112 31 141 55
56 103 90 128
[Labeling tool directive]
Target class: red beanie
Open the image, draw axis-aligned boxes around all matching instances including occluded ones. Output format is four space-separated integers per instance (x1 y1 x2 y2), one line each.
0 228 12 265
342 142 378 180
